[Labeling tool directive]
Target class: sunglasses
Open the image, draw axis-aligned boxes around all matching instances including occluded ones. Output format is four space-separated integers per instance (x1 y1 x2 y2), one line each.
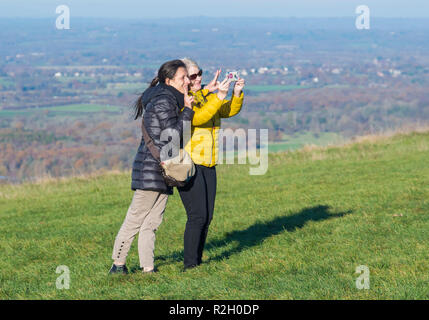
189 69 203 80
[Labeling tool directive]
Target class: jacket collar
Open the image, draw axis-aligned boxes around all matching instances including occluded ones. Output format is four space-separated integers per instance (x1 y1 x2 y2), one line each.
159 83 184 110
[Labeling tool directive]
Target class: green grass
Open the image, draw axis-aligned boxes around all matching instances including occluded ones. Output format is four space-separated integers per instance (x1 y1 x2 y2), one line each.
0 130 428 299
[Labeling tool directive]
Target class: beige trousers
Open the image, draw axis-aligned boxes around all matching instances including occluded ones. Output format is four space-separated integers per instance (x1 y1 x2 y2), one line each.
112 190 168 269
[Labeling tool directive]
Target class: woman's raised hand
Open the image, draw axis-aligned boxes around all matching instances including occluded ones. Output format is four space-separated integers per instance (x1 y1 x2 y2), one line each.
204 69 222 93
184 87 194 108
233 77 245 97
217 78 232 101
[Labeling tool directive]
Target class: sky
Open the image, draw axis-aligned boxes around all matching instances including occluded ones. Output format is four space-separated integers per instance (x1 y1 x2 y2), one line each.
0 0 428 18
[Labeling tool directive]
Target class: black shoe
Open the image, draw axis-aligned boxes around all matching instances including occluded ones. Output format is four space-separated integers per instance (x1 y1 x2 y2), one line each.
109 264 128 275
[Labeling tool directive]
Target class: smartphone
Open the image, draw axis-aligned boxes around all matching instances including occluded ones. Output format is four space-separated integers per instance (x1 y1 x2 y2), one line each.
226 71 239 81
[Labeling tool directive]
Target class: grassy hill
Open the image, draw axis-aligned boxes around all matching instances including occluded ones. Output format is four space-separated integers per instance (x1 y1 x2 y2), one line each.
0 129 428 299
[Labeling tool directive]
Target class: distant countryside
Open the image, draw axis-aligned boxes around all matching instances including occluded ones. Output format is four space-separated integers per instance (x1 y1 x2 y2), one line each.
0 8 429 302
1 17 429 182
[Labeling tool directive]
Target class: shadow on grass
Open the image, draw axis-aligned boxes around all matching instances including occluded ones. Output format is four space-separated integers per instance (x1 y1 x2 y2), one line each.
156 205 352 267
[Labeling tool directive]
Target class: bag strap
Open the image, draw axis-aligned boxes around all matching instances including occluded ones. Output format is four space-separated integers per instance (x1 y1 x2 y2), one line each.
141 119 161 161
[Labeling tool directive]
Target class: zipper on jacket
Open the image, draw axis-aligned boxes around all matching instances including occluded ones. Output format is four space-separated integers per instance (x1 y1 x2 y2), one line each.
209 116 215 166
209 126 214 166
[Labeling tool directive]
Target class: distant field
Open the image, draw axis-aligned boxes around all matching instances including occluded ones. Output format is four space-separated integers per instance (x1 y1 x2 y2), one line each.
269 132 344 153
36 66 121 70
107 82 147 92
0 77 14 87
45 104 122 113
126 64 161 69
0 104 122 118
0 110 25 118
246 85 310 93
1 130 428 299
104 83 307 94
323 84 351 89
55 76 99 84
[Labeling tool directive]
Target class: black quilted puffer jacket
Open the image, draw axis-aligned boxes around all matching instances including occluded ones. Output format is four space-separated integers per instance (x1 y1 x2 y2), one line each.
131 83 194 194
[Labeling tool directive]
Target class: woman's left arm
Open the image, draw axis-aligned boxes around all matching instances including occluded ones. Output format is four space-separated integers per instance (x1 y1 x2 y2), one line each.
219 78 245 118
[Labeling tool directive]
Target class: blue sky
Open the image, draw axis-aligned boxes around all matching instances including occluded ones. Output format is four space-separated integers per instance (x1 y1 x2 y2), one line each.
1 0 428 18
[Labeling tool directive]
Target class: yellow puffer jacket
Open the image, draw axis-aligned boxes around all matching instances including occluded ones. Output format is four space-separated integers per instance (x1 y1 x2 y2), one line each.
184 88 244 167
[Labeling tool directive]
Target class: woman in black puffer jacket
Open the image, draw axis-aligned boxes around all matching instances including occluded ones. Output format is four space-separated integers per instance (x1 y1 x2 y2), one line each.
109 60 194 275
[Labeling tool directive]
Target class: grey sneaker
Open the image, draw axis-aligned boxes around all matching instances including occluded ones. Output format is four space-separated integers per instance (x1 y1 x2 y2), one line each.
142 267 155 274
109 264 128 275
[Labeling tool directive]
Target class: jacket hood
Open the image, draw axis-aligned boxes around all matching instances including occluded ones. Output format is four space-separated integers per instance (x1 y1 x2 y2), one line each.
142 83 184 110
141 85 167 109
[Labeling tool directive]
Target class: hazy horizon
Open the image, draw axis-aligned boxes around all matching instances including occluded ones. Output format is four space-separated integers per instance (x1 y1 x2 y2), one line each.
1 0 429 18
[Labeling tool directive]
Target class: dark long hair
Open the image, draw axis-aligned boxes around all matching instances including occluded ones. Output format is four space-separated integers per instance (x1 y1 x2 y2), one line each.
133 59 186 120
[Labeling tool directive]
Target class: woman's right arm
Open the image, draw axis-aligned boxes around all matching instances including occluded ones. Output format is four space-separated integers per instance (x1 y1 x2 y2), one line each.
192 79 231 126
191 94 223 126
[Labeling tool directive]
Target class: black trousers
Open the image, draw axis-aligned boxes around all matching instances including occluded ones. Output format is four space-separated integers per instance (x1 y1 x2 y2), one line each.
178 164 217 268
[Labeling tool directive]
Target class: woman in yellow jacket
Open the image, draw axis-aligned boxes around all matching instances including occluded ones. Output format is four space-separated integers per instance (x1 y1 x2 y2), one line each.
179 58 245 270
